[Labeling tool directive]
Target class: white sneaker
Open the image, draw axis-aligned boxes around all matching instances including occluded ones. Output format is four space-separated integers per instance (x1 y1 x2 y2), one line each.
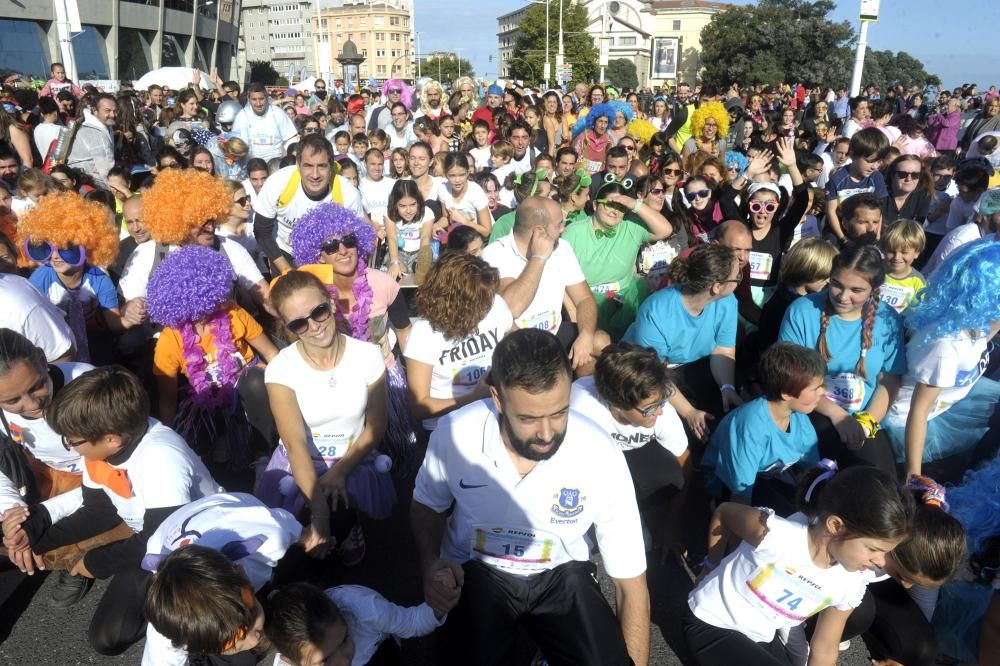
838 640 851 651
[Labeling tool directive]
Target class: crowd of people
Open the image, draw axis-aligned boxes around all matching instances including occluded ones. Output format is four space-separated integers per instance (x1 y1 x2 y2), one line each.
0 64 998 666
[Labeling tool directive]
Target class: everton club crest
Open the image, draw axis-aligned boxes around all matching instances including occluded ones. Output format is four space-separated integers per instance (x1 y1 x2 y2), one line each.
551 488 585 518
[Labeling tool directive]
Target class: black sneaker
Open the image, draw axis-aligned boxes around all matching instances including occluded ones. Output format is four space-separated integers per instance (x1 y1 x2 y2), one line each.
48 571 93 608
336 522 366 567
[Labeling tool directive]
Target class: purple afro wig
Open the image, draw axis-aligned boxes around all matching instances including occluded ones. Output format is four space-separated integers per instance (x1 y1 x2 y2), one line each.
146 246 235 328
290 202 377 266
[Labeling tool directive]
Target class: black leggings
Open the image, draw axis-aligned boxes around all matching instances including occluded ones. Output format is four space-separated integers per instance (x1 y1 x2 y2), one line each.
623 442 684 507
237 367 276 457
88 565 152 655
683 606 791 666
809 412 898 481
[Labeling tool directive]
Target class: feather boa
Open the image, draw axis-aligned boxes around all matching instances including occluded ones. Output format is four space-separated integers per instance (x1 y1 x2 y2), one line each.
180 309 241 410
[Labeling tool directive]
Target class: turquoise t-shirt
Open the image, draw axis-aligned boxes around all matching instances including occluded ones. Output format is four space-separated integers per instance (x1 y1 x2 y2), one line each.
778 291 905 412
623 286 737 365
702 396 819 498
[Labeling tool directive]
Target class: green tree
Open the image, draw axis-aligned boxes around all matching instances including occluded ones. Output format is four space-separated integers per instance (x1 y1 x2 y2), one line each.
862 49 940 91
248 60 280 86
606 59 638 90
699 0 855 88
510 0 599 86
419 56 475 85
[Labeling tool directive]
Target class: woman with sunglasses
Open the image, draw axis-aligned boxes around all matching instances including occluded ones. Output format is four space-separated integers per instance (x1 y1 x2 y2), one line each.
22 192 139 364
719 138 809 305
562 179 673 340
882 154 932 227
404 251 513 433
262 269 391 566
217 180 265 274
624 244 743 441
638 174 695 286
683 175 722 242
682 102 729 164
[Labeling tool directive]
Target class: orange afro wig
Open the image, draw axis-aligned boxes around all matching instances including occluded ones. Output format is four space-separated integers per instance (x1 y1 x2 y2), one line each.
690 101 730 141
141 168 229 245
19 192 119 267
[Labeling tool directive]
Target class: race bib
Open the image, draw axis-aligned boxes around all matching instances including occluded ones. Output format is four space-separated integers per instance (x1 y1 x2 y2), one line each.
825 372 865 411
471 525 564 572
584 159 603 175
592 281 621 296
453 359 490 387
791 217 821 246
878 282 914 313
749 251 774 281
641 242 678 275
516 309 558 333
746 562 833 622
311 432 353 465
250 130 276 147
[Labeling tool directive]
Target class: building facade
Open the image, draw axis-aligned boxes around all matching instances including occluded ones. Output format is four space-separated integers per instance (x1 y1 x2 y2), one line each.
497 5 527 80
645 0 727 86
0 0 240 82
238 0 316 85
312 0 413 85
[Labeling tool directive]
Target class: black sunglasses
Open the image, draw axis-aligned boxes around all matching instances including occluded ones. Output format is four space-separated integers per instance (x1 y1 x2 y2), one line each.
233 196 250 207
320 234 358 254
285 301 333 335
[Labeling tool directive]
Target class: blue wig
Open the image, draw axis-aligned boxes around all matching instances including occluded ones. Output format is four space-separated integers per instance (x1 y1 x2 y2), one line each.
609 100 635 125
949 452 1000 557
289 203 377 266
906 239 1000 342
725 151 749 178
571 102 616 140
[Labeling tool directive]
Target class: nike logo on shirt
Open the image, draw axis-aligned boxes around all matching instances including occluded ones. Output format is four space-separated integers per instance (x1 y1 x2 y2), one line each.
459 479 488 489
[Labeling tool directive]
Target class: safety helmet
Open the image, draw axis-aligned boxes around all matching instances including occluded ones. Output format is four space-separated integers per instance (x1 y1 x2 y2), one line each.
216 99 242 125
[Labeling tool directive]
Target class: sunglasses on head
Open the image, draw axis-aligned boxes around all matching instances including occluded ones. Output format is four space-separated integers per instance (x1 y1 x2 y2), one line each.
320 234 358 254
284 301 333 335
894 170 921 180
596 199 629 213
686 189 711 200
24 240 87 267
749 200 779 214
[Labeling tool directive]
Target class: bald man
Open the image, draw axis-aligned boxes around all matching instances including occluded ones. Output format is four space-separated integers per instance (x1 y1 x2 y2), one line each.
712 220 759 325
482 197 609 376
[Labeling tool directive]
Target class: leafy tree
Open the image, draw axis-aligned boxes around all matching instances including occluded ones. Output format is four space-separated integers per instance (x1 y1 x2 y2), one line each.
419 56 475 85
510 0 599 86
862 49 940 91
606 59 638 91
248 60 280 86
699 0 855 88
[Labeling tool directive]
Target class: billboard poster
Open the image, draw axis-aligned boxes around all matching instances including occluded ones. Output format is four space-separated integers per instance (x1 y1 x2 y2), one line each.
651 37 678 79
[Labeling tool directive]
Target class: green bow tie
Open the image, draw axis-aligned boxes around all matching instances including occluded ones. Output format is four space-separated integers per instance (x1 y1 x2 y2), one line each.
594 227 618 239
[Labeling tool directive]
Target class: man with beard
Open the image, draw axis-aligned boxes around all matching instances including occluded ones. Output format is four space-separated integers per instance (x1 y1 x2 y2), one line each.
0 144 19 194
411 328 650 666
482 197 608 376
231 82 298 161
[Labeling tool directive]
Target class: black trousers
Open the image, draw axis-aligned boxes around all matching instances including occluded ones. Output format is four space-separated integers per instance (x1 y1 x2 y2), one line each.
683 605 791 666
810 412 898 481
623 442 684 507
437 560 632 666
236 366 277 457
89 565 152 655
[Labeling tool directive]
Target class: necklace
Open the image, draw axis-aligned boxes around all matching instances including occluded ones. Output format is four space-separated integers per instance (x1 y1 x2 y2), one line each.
300 333 342 387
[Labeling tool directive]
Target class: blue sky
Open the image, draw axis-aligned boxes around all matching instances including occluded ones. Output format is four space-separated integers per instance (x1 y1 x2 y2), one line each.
413 0 997 90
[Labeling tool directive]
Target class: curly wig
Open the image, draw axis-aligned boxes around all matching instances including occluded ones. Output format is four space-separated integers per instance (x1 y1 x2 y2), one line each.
626 118 657 147
381 79 413 109
949 451 1000 559
18 191 119 266
906 239 1000 342
690 101 730 139
140 168 229 245
419 80 444 114
608 100 635 126
146 245 235 328
289 202 376 266
571 102 615 139
416 251 499 339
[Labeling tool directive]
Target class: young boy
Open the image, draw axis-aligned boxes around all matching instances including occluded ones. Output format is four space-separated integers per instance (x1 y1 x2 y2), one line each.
2 366 223 655
332 131 351 159
880 219 926 313
701 342 825 512
838 191 884 243
489 139 515 184
266 581 451 666
351 133 370 163
469 119 492 172
825 128 890 243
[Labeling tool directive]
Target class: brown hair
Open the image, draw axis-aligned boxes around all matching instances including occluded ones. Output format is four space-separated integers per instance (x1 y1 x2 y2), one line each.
416 252 499 339
46 365 150 446
778 238 838 288
666 243 735 294
270 270 330 319
593 342 673 409
891 495 966 583
759 342 827 402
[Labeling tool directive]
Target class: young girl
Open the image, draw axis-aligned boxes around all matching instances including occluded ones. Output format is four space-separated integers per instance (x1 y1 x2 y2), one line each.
884 239 1000 478
148 245 278 463
384 179 434 283
388 147 410 178
684 464 913 666
438 114 460 153
436 152 492 238
778 243 905 475
21 192 134 363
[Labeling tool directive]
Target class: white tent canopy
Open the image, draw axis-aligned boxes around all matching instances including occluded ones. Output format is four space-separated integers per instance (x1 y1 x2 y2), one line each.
132 67 218 92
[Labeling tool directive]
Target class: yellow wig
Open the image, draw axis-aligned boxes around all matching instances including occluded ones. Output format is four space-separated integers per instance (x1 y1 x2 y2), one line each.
141 168 229 245
690 101 730 140
626 118 658 147
19 192 119 267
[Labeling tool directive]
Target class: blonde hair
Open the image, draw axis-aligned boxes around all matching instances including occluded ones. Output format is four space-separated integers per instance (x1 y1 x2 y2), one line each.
490 140 514 160
221 136 248 159
778 238 838 288
881 218 926 254
690 101 730 139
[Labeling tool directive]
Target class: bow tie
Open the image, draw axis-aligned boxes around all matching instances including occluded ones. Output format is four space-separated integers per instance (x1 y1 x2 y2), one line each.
594 227 617 239
85 459 133 499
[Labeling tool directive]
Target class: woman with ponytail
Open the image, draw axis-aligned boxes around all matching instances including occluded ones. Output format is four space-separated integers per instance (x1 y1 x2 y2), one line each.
883 239 1000 478
779 242 905 474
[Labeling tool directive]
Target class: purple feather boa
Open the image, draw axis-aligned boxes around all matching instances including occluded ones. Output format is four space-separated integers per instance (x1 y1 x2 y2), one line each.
180 309 242 410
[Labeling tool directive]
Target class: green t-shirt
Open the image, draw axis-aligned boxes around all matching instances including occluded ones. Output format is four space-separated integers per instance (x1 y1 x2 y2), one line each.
562 216 651 291
488 210 517 244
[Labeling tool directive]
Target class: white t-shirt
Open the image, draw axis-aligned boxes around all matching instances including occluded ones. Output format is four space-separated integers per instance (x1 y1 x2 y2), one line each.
395 208 436 253
0 273 75 361
886 329 992 427
141 493 302 666
481 233 585 334
253 165 363 254
359 175 397 224
413 400 646 579
569 376 687 456
232 105 298 161
33 122 61 158
436 181 489 225
923 225 992 275
403 295 513 430
470 146 491 171
118 236 264 302
265 336 385 467
689 509 867 643
510 148 535 175
841 118 863 139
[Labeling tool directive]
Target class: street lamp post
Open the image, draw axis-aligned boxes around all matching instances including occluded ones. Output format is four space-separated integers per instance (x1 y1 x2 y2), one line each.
544 0 550 88
416 32 423 78
455 48 465 80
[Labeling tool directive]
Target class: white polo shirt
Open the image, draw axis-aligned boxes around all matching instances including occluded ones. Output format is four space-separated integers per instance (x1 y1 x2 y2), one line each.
413 400 646 579
482 233 586 334
569 375 687 457
254 165 363 254
0 274 75 361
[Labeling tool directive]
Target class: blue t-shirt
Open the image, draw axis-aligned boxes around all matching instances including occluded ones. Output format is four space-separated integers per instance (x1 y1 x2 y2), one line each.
29 264 119 320
825 166 888 204
778 292 905 412
623 287 737 365
702 397 819 498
